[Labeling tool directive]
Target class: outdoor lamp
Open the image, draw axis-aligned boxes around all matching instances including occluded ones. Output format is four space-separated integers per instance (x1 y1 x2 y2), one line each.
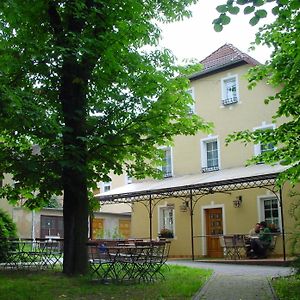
179 201 189 212
233 196 242 208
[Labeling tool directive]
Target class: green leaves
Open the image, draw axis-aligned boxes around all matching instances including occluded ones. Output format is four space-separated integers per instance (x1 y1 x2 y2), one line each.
228 6 240 14
217 0 300 184
214 23 223 32
244 6 255 14
0 0 213 208
216 4 228 13
255 9 267 18
249 16 260 25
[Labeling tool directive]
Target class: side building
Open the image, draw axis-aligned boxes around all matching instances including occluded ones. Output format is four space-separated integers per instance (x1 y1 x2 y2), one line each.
0 174 131 240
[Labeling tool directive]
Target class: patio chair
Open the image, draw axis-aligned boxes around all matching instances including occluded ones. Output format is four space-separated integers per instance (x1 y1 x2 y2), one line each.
87 242 115 281
219 235 236 260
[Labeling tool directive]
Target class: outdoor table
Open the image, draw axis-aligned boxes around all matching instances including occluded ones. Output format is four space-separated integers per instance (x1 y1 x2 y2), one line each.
3 239 63 270
87 240 170 283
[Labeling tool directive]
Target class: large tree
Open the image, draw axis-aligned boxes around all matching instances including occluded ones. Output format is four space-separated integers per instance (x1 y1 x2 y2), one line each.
0 1 211 275
213 0 300 185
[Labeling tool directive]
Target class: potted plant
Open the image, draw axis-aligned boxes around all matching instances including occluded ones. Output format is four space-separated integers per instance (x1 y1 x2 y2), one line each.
159 228 174 239
268 223 280 233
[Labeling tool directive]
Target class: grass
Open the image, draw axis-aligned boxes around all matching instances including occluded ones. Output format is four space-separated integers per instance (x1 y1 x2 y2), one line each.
0 265 212 300
272 274 300 300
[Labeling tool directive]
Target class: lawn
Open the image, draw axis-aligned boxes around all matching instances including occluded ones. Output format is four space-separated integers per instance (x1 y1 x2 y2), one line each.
272 274 300 300
0 265 212 300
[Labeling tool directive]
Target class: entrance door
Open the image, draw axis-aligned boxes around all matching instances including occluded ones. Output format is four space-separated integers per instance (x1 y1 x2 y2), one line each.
205 208 223 258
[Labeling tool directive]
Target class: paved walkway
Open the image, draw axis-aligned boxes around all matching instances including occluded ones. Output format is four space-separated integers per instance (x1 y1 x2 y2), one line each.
167 260 294 300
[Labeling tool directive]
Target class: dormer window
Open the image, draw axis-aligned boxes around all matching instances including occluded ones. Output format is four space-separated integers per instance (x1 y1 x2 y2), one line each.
221 75 239 106
100 181 111 192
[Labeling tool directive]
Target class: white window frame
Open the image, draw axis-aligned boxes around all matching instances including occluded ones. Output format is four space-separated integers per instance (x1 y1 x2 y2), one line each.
200 136 221 173
158 203 175 237
187 87 195 114
221 75 239 106
253 123 276 156
100 181 112 193
257 195 282 232
125 175 132 185
159 146 173 178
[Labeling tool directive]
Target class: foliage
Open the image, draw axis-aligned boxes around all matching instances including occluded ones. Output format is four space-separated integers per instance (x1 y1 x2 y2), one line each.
288 190 300 273
159 228 174 238
214 0 300 185
0 266 213 299
0 0 211 209
0 208 18 262
272 274 300 300
45 197 61 209
0 0 212 274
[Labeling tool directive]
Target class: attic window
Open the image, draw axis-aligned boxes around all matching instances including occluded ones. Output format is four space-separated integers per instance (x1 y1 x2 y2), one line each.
221 75 239 106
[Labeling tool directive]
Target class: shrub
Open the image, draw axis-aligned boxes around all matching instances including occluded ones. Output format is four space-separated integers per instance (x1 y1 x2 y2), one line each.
0 208 18 262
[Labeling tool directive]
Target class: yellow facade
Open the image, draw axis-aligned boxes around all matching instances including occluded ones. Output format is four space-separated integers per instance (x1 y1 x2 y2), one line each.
103 46 299 259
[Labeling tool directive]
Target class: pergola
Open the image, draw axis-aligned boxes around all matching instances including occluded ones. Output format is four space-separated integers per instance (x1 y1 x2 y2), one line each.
97 164 287 260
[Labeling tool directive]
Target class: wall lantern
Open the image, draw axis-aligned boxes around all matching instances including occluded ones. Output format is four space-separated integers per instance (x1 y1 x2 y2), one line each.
233 196 243 208
179 201 189 212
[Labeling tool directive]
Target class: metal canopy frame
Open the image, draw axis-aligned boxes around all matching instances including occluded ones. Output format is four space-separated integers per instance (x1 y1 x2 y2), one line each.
98 171 286 261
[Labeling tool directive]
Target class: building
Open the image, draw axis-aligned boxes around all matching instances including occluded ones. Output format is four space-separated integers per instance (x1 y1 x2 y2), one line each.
97 44 299 259
0 174 131 240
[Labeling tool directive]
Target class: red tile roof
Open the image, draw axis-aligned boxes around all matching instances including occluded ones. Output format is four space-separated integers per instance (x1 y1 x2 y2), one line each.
189 44 261 80
200 43 260 71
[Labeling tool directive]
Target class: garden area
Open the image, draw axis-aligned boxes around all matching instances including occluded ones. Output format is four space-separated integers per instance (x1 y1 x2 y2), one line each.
0 265 212 300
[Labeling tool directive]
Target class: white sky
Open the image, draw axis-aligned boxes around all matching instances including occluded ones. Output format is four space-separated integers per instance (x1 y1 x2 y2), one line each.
159 0 275 64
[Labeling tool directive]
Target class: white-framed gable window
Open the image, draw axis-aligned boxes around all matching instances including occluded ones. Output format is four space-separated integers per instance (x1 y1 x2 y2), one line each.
258 195 281 232
253 123 276 159
159 146 173 178
100 181 111 193
201 136 220 173
186 87 195 114
221 75 239 105
126 175 132 184
158 204 175 238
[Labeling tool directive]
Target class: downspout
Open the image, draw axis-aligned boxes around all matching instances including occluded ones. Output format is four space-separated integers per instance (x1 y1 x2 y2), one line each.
279 187 286 261
190 190 194 260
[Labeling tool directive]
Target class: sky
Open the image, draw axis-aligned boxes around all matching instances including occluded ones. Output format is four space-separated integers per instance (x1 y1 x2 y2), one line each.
158 0 275 64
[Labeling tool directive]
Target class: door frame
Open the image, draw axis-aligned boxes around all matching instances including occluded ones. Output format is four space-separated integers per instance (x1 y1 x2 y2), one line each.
201 204 225 256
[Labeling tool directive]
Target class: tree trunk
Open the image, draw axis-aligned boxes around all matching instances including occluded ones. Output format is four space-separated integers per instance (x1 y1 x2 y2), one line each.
60 59 90 275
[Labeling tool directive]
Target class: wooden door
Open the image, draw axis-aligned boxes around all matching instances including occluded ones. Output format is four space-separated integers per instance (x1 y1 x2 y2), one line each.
119 219 131 239
205 208 223 258
92 218 104 239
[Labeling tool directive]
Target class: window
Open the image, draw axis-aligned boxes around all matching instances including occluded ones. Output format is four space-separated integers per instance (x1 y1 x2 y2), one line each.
160 147 173 178
259 196 281 231
41 215 64 238
201 137 220 173
253 123 275 160
221 75 238 105
126 175 132 184
186 87 195 114
159 205 175 237
101 181 111 192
